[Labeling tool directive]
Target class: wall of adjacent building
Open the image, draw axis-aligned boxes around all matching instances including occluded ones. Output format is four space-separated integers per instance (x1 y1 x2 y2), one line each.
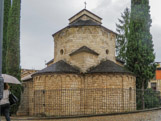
21 69 38 78
148 66 161 92
156 69 161 80
148 79 161 92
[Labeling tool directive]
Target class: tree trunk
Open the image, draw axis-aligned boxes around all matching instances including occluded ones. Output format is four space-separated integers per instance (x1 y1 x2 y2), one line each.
142 80 145 109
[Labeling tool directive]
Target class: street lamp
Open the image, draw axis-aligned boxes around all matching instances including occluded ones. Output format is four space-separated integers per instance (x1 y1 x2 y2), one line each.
0 0 4 100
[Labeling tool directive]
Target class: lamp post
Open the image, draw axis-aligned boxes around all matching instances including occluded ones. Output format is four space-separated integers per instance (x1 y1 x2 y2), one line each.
0 0 4 100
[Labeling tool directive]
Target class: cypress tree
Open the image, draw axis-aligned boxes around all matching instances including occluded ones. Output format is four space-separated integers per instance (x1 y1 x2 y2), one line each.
6 0 21 113
2 0 11 73
126 0 156 108
116 8 130 62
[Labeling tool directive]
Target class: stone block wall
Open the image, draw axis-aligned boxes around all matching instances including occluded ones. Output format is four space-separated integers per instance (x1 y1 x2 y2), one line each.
17 80 34 116
53 26 116 72
28 81 34 116
70 52 98 72
32 73 136 116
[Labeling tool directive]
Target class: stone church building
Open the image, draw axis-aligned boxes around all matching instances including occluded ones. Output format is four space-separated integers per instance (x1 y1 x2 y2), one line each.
17 9 136 116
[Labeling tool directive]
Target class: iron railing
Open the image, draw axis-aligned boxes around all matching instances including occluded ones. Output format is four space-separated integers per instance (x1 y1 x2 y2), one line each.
17 88 161 117
33 88 136 116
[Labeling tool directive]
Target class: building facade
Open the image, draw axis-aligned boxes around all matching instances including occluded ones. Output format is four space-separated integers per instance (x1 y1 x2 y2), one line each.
148 63 161 91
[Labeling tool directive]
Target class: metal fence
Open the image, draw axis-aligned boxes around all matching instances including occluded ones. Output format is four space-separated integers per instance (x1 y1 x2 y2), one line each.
34 88 160 117
16 88 161 117
33 88 136 117
136 89 161 110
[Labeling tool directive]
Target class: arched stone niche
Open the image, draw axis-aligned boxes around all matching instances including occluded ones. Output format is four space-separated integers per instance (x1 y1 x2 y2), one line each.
32 73 136 116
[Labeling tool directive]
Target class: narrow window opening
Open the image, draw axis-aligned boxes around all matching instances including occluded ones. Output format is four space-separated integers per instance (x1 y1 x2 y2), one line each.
106 49 109 54
151 82 157 91
129 87 132 101
60 49 64 55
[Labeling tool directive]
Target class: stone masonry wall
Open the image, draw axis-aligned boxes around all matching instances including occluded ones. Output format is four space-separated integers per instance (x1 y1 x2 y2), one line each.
53 26 116 72
70 52 98 72
32 73 136 116
17 80 34 116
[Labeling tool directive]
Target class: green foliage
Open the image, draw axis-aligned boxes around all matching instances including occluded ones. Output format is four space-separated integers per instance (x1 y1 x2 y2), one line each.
126 0 156 89
2 0 11 73
6 0 22 114
116 8 130 62
6 0 21 78
137 88 160 109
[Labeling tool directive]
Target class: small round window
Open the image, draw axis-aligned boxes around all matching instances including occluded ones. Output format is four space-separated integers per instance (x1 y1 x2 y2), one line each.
106 49 109 54
60 49 64 55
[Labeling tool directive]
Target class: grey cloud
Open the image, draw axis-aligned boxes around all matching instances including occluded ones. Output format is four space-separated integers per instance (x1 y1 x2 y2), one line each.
20 0 75 69
93 0 130 31
151 24 161 62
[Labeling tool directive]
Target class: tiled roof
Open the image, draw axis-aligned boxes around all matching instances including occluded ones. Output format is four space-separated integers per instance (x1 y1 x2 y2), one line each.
87 60 132 74
69 9 102 21
33 60 133 76
52 22 117 37
21 74 33 81
46 58 54 65
116 58 125 64
33 60 80 76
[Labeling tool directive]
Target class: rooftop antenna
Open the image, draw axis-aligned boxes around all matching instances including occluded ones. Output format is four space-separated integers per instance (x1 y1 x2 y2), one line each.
84 1 87 9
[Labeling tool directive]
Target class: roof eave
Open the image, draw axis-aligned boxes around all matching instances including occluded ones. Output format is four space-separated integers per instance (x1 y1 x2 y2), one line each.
69 9 102 21
52 26 69 37
52 25 117 37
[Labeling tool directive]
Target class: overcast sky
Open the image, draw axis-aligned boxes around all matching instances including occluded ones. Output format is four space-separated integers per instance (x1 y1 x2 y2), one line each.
20 0 161 70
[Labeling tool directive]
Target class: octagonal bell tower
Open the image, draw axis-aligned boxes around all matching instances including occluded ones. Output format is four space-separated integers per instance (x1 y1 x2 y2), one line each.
53 9 117 73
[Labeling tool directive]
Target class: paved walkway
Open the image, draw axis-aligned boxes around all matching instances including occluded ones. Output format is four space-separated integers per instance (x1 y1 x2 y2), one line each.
1 108 161 121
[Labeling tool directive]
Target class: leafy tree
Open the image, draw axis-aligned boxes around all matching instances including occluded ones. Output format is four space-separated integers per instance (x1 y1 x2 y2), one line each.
137 88 160 109
6 0 22 113
126 0 156 89
126 0 156 109
116 8 130 62
2 0 11 73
